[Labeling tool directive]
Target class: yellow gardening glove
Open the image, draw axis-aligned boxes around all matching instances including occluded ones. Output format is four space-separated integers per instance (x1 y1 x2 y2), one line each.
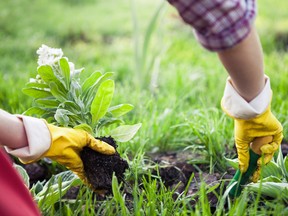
33 124 115 183
231 106 283 176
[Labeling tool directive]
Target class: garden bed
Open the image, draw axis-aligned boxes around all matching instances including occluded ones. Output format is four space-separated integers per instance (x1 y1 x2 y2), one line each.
21 142 288 212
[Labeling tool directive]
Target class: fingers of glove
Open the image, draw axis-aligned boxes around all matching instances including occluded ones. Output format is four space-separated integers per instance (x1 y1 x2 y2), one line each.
260 131 283 154
260 141 279 154
251 167 261 183
258 132 282 166
55 153 86 178
65 159 87 182
257 153 274 166
87 134 115 155
238 150 250 173
236 141 250 173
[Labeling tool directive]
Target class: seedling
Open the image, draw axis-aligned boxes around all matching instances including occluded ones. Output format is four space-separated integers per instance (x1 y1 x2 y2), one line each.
23 44 141 191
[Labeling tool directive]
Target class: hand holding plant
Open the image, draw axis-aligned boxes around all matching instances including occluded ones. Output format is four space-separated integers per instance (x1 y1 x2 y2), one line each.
23 44 141 190
24 122 115 184
23 44 141 140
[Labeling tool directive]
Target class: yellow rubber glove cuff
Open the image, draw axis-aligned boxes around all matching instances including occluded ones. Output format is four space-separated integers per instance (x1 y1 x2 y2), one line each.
33 123 115 183
225 105 283 173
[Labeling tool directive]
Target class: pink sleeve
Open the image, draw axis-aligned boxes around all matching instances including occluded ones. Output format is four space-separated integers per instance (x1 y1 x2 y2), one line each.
0 149 41 216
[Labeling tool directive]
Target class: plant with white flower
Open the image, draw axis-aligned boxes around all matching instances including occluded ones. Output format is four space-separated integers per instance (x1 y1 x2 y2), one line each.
37 44 63 66
37 45 80 77
23 44 141 142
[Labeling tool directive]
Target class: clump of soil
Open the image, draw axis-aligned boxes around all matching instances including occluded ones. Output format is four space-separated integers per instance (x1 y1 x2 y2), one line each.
80 136 129 193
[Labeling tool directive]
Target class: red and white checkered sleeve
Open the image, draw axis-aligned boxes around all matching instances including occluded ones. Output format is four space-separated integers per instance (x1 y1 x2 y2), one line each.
167 0 257 51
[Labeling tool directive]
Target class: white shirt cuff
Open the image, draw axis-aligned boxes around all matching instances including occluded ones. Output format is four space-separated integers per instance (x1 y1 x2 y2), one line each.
221 75 271 119
5 115 51 163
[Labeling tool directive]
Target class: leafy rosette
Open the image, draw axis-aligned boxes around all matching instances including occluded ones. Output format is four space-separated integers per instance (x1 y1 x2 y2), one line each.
23 44 141 141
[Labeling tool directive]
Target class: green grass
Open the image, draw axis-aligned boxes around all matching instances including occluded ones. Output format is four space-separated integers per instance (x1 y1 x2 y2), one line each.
1 0 288 215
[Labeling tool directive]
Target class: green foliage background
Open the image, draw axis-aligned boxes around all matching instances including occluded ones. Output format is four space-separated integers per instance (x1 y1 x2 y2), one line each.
1 0 288 214
1 0 287 156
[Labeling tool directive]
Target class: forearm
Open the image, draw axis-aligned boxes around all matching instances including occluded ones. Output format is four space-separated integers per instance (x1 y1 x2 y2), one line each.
0 109 28 149
168 0 263 101
217 26 265 102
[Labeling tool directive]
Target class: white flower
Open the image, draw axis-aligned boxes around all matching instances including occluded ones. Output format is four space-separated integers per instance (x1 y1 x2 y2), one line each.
36 44 63 66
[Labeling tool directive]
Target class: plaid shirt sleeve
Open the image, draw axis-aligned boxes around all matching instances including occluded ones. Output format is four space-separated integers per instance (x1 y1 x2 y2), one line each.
167 0 256 51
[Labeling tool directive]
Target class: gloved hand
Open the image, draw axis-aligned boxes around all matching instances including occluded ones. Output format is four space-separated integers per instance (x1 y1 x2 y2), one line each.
25 123 116 183
221 76 283 182
233 106 283 174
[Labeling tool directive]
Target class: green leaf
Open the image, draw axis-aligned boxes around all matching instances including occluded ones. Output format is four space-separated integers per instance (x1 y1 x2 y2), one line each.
23 107 47 116
68 114 83 126
206 183 220 194
59 58 70 89
31 181 44 195
261 161 283 179
111 175 128 213
98 118 124 130
108 104 134 117
13 164 30 188
54 109 72 126
224 157 238 170
38 65 67 93
91 79 115 125
83 72 114 105
36 98 60 107
22 88 52 99
261 176 282 183
25 82 49 89
49 82 67 102
285 156 288 174
61 100 81 112
110 123 142 142
36 171 81 208
81 71 102 93
42 114 55 122
247 182 288 200
37 65 58 84
74 123 93 134
277 148 288 180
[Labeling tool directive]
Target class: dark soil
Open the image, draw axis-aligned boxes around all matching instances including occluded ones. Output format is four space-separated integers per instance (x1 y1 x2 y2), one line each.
80 136 129 193
281 140 288 156
22 141 288 210
23 163 50 186
148 151 235 211
148 142 288 210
